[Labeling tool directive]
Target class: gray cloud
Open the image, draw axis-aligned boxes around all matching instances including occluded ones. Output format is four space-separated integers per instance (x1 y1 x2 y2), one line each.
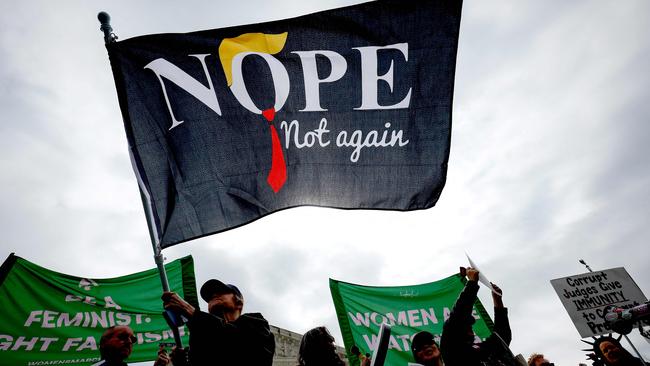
1 0 649 365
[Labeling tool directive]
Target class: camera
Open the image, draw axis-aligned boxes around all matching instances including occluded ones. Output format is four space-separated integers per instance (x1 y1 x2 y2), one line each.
603 302 650 335
159 342 176 350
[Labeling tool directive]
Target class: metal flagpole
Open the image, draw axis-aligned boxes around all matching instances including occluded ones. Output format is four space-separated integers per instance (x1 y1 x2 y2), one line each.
98 12 118 44
98 12 183 348
97 10 171 294
578 259 647 366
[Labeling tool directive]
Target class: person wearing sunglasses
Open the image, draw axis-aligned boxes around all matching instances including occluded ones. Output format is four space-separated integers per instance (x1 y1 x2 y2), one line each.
92 325 136 366
411 331 444 366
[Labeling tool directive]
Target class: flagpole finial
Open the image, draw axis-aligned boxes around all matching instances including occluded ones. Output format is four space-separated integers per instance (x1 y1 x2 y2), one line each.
98 11 118 44
579 259 593 272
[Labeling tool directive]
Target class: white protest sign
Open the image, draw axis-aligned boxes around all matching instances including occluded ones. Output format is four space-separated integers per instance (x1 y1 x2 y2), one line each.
466 253 499 295
550 267 647 338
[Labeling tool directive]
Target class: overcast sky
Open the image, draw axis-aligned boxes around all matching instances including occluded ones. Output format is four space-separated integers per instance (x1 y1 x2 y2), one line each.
1 0 649 365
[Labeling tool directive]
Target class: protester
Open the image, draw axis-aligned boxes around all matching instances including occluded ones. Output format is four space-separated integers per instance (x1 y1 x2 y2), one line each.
92 325 136 366
153 344 172 366
440 267 514 366
411 331 444 366
161 279 275 365
589 336 646 366
527 353 553 366
350 345 372 366
153 344 190 366
298 326 346 366
297 326 370 366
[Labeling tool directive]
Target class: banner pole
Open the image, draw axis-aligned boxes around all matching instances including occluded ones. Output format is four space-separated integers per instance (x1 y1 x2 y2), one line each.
97 13 184 348
97 11 169 292
98 12 118 44
97 11 170 293
134 176 172 293
578 259 647 366
141 191 185 350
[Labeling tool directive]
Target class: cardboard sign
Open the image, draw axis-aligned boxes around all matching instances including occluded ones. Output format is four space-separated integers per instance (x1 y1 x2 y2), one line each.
550 267 647 338
466 253 498 295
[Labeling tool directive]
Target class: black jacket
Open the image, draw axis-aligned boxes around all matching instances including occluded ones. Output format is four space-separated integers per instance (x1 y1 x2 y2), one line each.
440 280 513 366
186 311 275 365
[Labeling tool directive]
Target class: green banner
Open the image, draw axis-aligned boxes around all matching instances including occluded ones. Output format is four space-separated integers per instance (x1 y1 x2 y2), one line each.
0 253 198 366
330 274 494 366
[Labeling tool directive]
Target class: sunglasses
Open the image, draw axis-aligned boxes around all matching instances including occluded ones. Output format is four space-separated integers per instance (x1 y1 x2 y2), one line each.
412 340 436 352
115 333 137 343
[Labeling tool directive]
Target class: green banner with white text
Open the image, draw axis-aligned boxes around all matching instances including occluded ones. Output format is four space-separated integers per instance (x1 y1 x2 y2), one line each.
0 253 198 366
330 274 494 366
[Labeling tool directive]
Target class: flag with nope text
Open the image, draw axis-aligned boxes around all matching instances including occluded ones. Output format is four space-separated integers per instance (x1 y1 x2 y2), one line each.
105 0 463 248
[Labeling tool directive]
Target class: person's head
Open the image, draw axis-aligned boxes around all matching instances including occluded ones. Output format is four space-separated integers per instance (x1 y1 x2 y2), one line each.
200 279 244 318
527 353 552 366
593 336 633 365
411 331 442 365
99 325 135 361
298 326 344 366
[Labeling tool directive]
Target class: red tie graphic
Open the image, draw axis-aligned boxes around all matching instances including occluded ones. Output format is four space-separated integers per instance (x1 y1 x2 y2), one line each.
262 108 286 192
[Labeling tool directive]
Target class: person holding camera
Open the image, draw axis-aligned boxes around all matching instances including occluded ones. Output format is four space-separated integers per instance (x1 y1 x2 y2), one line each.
161 279 275 365
440 267 513 366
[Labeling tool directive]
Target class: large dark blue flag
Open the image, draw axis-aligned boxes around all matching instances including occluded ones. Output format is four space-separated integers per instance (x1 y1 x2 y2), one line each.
106 0 463 248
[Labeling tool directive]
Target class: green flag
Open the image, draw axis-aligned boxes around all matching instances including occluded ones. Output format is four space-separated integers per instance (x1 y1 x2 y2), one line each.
0 253 198 365
330 274 494 366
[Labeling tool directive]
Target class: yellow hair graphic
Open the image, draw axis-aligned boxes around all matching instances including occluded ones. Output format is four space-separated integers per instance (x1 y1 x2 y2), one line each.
218 32 288 86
